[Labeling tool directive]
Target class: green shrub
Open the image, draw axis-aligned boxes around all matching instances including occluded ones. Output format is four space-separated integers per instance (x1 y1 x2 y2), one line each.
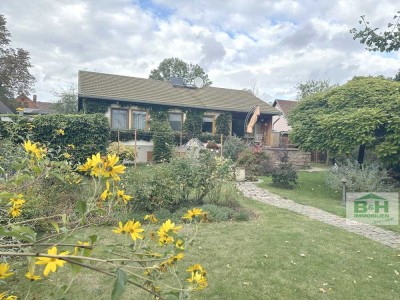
206 182 242 208
197 133 219 143
153 208 173 222
124 164 181 212
124 151 234 212
232 209 251 222
169 156 196 201
0 114 31 142
1 147 88 222
325 159 394 192
200 204 234 222
196 152 234 202
223 136 246 161
271 154 298 189
206 140 219 150
107 142 135 161
0 138 25 178
237 146 273 179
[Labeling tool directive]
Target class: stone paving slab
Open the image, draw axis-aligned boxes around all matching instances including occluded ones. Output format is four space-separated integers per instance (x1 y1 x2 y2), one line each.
237 182 400 249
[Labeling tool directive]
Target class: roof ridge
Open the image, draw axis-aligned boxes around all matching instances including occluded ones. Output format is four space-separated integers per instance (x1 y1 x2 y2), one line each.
79 70 170 85
275 99 297 102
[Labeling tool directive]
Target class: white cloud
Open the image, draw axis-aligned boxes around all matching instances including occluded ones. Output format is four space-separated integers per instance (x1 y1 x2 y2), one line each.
0 0 398 102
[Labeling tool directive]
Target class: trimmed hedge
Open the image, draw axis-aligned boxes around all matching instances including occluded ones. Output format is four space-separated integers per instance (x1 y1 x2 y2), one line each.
0 114 110 163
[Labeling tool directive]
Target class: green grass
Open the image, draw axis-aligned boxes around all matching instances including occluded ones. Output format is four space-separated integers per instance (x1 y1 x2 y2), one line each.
258 171 400 233
259 171 345 216
7 198 400 300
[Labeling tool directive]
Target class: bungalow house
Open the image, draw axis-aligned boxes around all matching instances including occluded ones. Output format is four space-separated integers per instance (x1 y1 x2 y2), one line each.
78 70 280 162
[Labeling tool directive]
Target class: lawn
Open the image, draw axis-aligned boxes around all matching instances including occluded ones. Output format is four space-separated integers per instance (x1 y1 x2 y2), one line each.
258 171 400 233
8 197 400 300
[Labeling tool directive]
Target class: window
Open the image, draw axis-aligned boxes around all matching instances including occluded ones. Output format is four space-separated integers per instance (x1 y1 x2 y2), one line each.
169 113 183 131
111 109 128 129
132 110 147 130
202 115 214 133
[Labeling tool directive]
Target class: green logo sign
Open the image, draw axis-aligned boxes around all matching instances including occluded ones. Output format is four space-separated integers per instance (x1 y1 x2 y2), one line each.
347 193 398 225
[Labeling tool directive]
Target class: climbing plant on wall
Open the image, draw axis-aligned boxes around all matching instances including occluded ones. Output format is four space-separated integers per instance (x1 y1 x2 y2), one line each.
183 109 203 135
82 99 110 114
148 105 174 162
216 113 232 136
151 120 174 162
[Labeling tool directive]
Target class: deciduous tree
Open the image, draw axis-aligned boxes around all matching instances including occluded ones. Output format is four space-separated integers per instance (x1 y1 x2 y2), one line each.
0 15 35 97
52 84 78 114
295 79 338 100
288 77 400 165
350 12 400 52
149 57 212 86
393 69 400 81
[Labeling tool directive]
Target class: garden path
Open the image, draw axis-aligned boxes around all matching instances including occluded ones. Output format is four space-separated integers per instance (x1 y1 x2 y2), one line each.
237 182 400 249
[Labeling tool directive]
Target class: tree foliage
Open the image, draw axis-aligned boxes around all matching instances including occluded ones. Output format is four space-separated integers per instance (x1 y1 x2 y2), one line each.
149 57 212 86
394 69 400 81
53 84 78 114
288 76 400 166
242 82 261 98
295 79 338 100
0 15 35 97
0 85 16 111
350 12 400 52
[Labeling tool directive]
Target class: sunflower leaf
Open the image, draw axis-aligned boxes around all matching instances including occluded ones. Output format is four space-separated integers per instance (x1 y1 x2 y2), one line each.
111 268 128 300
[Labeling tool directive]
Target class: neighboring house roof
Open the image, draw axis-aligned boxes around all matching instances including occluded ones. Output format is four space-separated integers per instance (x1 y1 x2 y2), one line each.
272 99 298 116
78 70 279 115
16 95 37 109
0 101 14 114
16 95 56 114
36 101 56 110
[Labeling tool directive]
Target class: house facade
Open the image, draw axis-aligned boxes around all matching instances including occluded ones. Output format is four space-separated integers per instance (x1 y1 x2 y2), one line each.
271 99 319 165
78 70 280 162
271 99 298 148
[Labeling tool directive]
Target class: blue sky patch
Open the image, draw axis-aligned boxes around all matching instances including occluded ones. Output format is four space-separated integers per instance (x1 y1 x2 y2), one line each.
137 0 174 18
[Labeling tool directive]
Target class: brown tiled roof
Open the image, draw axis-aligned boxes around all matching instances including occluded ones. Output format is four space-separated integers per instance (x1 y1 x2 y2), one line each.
15 95 56 112
273 99 298 115
16 95 38 109
36 101 56 110
78 71 279 115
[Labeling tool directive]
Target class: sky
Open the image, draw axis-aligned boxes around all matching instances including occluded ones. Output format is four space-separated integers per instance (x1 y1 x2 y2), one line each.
0 0 399 103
